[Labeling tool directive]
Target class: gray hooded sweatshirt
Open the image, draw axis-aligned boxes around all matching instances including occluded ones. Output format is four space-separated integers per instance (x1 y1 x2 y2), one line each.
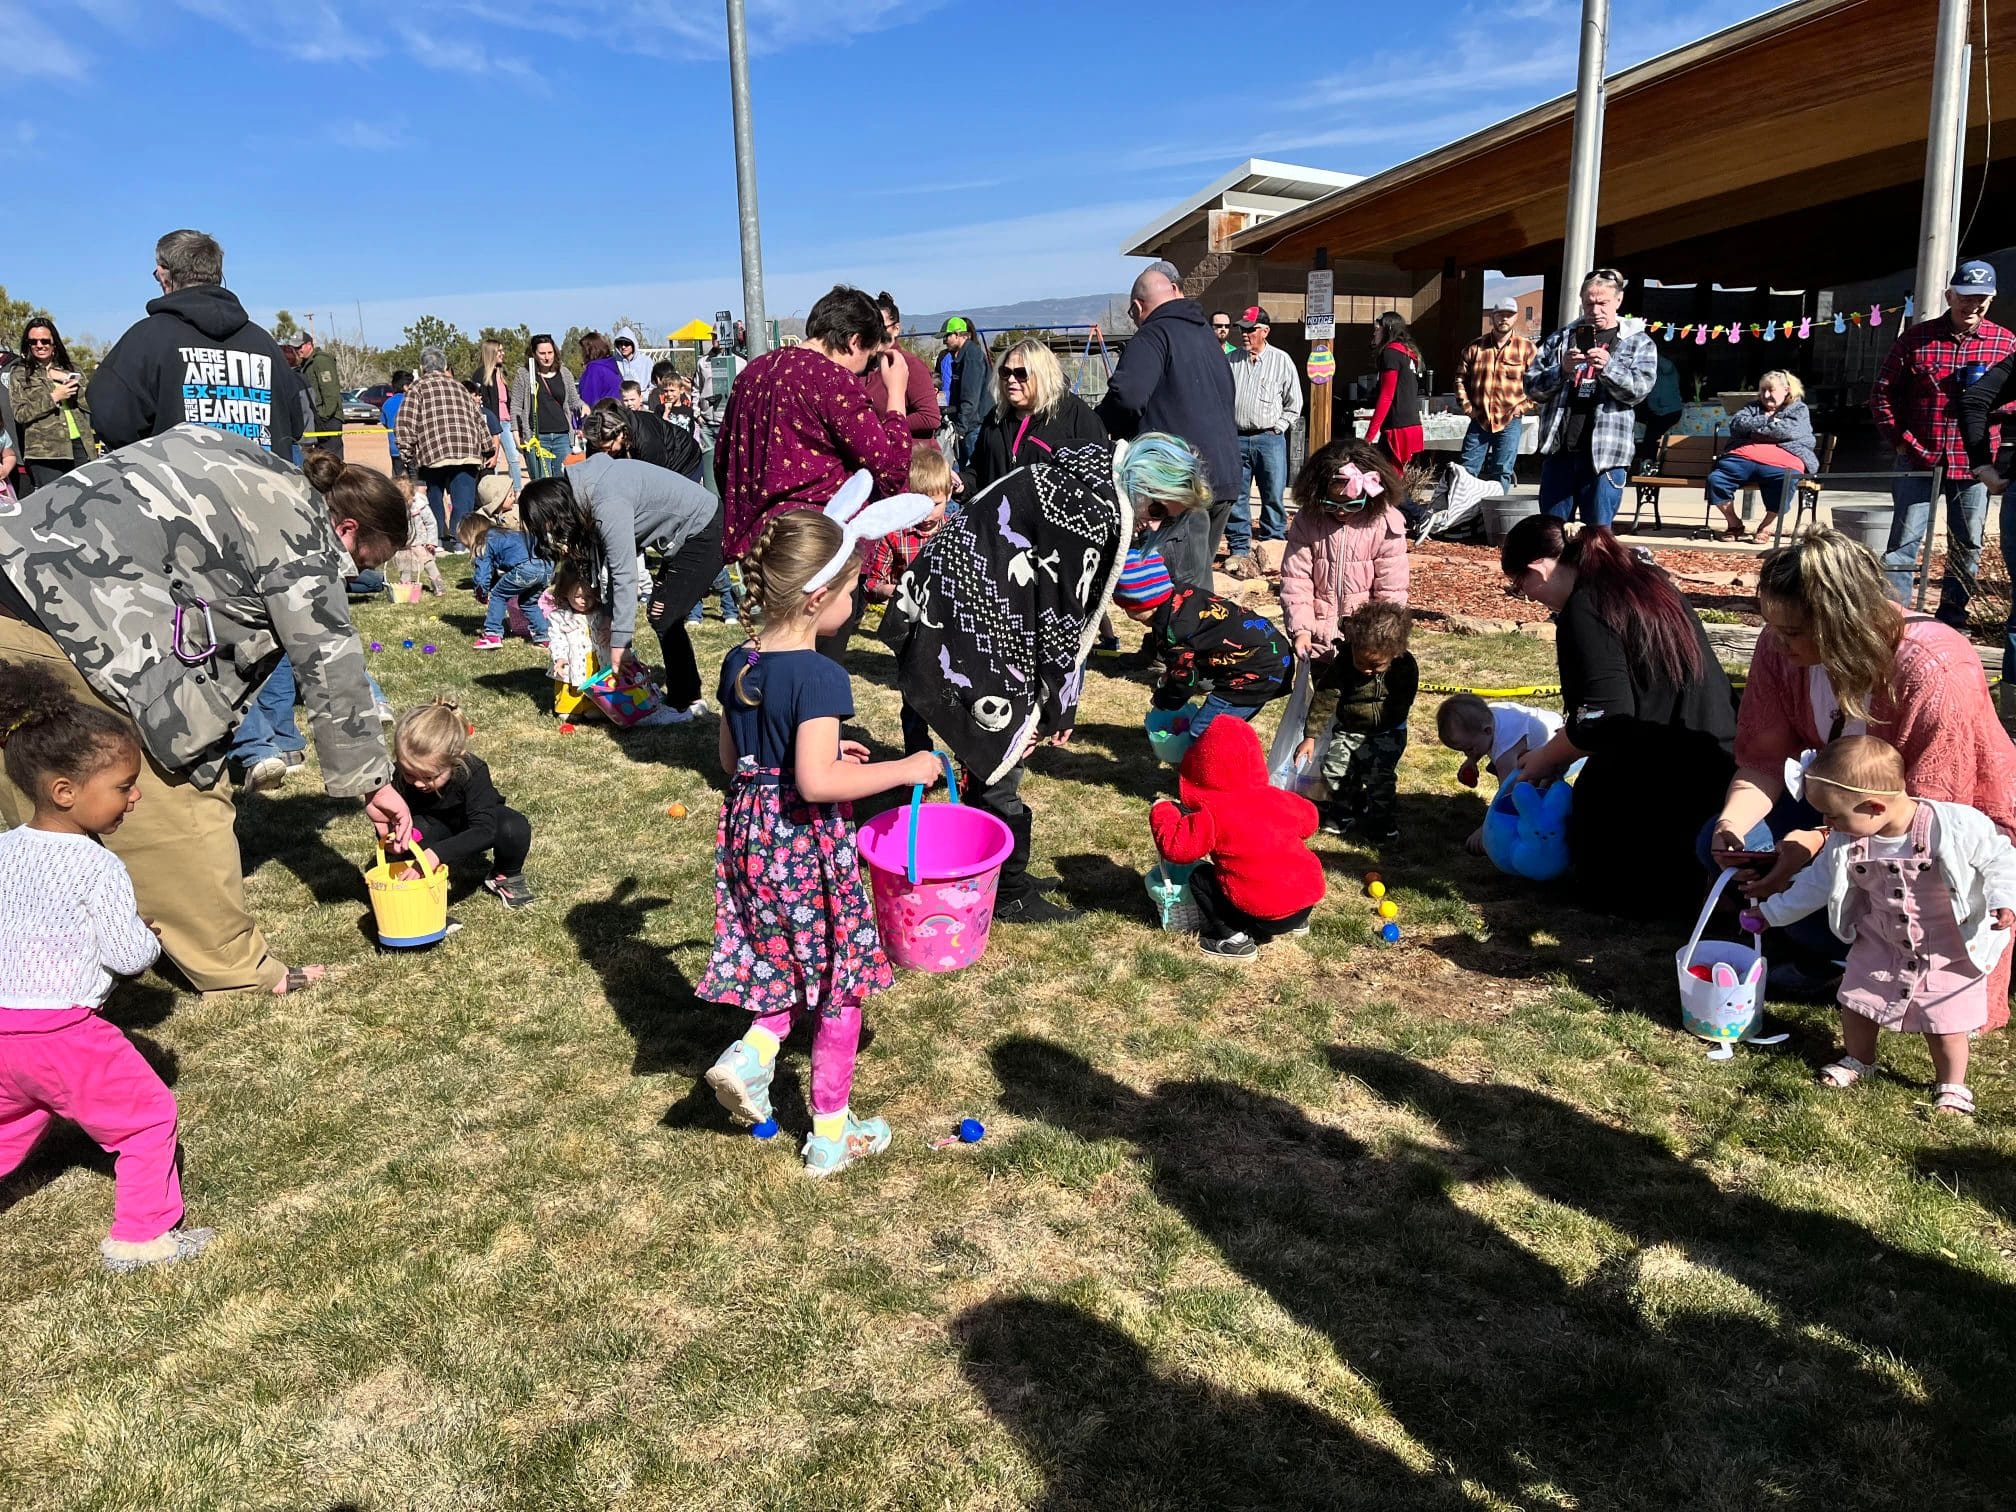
567 450 719 647
615 327 653 391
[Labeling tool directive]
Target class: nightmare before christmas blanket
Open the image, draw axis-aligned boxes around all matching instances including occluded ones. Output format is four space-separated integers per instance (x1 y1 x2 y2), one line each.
880 443 1131 785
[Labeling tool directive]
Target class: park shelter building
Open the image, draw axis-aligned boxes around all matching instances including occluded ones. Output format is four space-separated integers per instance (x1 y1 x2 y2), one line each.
1134 0 2016 454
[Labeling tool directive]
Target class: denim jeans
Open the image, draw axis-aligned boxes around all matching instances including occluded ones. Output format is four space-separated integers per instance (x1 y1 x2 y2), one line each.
1185 694 1260 745
1704 454 1797 515
1882 469 1988 630
1458 417 1522 488
497 419 525 491
1237 431 1290 545
686 567 742 624
421 464 481 547
530 432 573 482
1539 452 1626 527
482 560 552 639
230 656 306 766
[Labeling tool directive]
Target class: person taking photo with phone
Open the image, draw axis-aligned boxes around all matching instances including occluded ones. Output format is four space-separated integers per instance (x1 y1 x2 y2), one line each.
10 319 97 494
1523 268 1657 526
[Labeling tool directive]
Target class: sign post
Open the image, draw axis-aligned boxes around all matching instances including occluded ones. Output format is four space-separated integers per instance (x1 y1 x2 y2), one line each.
1305 258 1334 453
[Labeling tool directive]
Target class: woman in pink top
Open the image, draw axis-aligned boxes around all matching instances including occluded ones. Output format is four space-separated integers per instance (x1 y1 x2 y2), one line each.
1710 529 2016 1025
716 285 914 562
1278 440 1410 657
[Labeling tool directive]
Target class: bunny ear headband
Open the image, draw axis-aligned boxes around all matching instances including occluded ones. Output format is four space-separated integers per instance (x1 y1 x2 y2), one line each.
804 469 939 592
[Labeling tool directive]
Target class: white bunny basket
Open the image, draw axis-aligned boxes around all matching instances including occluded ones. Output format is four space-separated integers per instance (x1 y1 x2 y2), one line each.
1676 869 1788 1060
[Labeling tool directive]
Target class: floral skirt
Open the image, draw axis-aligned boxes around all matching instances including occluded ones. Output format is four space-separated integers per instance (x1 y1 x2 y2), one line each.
696 765 893 1017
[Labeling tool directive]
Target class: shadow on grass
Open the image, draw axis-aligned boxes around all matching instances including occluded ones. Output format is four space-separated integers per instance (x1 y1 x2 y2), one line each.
956 1296 1469 1510
1052 853 1144 919
563 877 730 1083
235 791 361 907
472 664 555 711
982 1035 2016 1509
1913 1144 2016 1229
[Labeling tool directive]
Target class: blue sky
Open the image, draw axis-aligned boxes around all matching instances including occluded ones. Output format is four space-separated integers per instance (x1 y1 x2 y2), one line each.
9 0 1774 347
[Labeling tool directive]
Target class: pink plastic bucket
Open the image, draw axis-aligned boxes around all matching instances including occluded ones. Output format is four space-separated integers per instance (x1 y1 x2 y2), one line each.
857 758 1014 973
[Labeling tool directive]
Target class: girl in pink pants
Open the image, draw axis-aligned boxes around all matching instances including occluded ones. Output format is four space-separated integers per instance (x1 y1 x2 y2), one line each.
0 659 212 1272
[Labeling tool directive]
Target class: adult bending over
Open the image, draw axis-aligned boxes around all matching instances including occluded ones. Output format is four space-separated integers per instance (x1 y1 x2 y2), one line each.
0 427 412 994
1707 529 2016 1019
1117 432 1213 590
1500 514 1735 913
521 408 721 719
1706 371 1817 543
966 339 1107 491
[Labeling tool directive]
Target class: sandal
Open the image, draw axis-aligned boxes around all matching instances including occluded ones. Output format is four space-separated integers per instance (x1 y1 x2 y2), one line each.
1818 1055 1874 1089
270 964 327 997
1931 1082 1976 1117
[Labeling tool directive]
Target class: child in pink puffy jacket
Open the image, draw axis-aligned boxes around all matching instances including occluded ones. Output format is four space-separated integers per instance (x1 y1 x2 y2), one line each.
1278 441 1409 658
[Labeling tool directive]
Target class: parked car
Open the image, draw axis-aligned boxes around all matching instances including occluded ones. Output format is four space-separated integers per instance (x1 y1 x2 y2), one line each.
341 389 381 424
355 383 393 412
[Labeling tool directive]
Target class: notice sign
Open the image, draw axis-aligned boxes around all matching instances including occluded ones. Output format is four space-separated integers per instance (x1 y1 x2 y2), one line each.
1306 343 1336 385
1305 270 1335 341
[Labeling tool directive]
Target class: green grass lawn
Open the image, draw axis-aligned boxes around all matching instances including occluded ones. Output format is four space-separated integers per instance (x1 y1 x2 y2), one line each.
4 593 2014 1511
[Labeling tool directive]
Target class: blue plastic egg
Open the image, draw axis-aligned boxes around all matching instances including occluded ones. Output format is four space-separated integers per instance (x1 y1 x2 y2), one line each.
751 1118 779 1140
958 1117 985 1143
1379 922 1401 943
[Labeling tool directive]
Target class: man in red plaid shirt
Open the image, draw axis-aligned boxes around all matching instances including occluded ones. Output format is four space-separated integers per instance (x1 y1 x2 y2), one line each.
1871 260 2013 626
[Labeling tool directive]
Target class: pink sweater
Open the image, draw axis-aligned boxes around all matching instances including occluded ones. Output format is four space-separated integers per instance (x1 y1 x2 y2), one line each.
1278 504 1410 643
1738 617 2016 1029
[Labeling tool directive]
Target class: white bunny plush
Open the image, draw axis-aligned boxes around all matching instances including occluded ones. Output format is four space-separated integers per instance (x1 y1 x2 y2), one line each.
806 470 940 592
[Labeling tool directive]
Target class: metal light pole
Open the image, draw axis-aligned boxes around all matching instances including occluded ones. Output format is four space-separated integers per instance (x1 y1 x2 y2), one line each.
725 0 769 357
1914 0 1972 318
1558 0 1610 316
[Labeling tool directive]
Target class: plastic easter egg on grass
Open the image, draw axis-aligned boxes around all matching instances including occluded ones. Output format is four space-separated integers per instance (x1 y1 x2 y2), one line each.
1379 922 1401 943
402 639 415 649
422 644 437 655
1363 871 1381 885
1378 900 1399 920
369 642 382 653
751 1118 779 1140
558 722 577 734
665 803 688 819
1367 880 1387 900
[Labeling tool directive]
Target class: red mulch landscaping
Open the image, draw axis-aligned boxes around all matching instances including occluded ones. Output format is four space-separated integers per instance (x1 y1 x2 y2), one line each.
1402 541 1764 626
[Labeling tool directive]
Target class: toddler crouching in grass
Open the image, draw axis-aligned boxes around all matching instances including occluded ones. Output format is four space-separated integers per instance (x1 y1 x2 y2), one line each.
391 696 537 910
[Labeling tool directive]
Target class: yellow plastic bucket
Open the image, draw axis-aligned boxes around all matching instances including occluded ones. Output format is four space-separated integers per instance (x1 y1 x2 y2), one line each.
365 836 449 947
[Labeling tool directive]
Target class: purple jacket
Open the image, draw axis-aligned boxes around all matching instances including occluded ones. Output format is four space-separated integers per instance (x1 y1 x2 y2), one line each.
578 357 625 409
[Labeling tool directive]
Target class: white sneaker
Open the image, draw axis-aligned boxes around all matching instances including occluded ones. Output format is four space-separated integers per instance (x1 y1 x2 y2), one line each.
635 704 693 727
683 698 713 718
243 755 288 793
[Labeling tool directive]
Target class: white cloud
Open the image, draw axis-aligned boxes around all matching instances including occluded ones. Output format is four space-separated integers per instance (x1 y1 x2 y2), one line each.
453 0 944 59
394 21 533 78
0 0 95 78
324 117 409 152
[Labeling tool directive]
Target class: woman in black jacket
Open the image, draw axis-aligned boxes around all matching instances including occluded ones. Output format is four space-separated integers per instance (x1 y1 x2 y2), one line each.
965 340 1108 491
1499 514 1736 915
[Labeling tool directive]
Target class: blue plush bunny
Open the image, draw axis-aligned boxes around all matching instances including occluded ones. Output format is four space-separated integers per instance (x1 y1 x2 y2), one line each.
1481 778 1574 882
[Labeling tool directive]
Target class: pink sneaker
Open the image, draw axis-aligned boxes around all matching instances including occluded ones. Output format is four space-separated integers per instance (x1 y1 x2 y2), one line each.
472 633 505 651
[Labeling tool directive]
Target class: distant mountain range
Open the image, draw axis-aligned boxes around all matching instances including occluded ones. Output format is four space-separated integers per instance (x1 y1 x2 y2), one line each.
910 293 1130 337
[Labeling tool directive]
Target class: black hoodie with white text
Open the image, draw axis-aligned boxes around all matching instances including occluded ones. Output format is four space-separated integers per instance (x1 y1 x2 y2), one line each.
89 285 303 455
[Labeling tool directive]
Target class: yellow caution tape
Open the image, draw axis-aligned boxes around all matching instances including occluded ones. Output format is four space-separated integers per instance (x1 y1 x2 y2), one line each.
1419 682 1562 698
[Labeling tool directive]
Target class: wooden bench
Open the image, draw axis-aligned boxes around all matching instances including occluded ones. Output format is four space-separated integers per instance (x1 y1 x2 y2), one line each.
1627 434 1721 532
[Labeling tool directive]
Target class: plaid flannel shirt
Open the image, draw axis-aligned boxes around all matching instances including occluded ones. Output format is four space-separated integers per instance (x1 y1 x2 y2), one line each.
862 525 934 600
1523 322 1657 472
1457 332 1537 433
1870 316 2015 480
394 369 493 470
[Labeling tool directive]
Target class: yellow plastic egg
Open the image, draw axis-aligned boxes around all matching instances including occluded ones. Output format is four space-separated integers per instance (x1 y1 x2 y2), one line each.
1367 881 1387 900
1378 900 1399 920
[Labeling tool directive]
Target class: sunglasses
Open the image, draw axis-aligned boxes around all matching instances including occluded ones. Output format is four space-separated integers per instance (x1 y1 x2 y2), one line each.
1210 323 1230 331
1000 365 1029 382
26 336 54 347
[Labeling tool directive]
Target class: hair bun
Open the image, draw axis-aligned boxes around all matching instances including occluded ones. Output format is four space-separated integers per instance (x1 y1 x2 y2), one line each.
430 694 461 712
302 449 345 493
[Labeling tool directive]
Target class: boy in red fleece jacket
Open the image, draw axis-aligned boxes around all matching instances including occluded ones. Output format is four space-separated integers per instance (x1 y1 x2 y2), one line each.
1150 716 1327 960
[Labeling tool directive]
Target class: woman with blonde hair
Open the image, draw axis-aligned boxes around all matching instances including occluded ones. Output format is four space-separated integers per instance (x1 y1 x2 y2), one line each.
1708 527 2016 1014
966 337 1107 490
473 338 523 490
1705 369 1818 541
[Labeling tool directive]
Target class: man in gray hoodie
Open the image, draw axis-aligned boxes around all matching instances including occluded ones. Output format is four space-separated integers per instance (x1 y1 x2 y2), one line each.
614 328 653 392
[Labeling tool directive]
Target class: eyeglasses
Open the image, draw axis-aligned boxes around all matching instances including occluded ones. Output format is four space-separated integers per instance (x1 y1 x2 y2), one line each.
1000 365 1029 382
26 336 54 347
1210 323 1230 332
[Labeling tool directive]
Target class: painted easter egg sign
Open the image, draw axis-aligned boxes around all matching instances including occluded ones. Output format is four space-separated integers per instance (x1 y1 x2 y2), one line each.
1306 345 1336 385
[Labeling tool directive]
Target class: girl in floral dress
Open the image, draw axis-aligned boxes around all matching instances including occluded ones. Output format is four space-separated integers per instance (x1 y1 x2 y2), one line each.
699 510 945 1176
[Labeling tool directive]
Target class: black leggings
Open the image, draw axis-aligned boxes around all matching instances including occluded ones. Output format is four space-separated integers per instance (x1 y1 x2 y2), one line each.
412 807 533 877
1188 862 1312 943
644 522 724 708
